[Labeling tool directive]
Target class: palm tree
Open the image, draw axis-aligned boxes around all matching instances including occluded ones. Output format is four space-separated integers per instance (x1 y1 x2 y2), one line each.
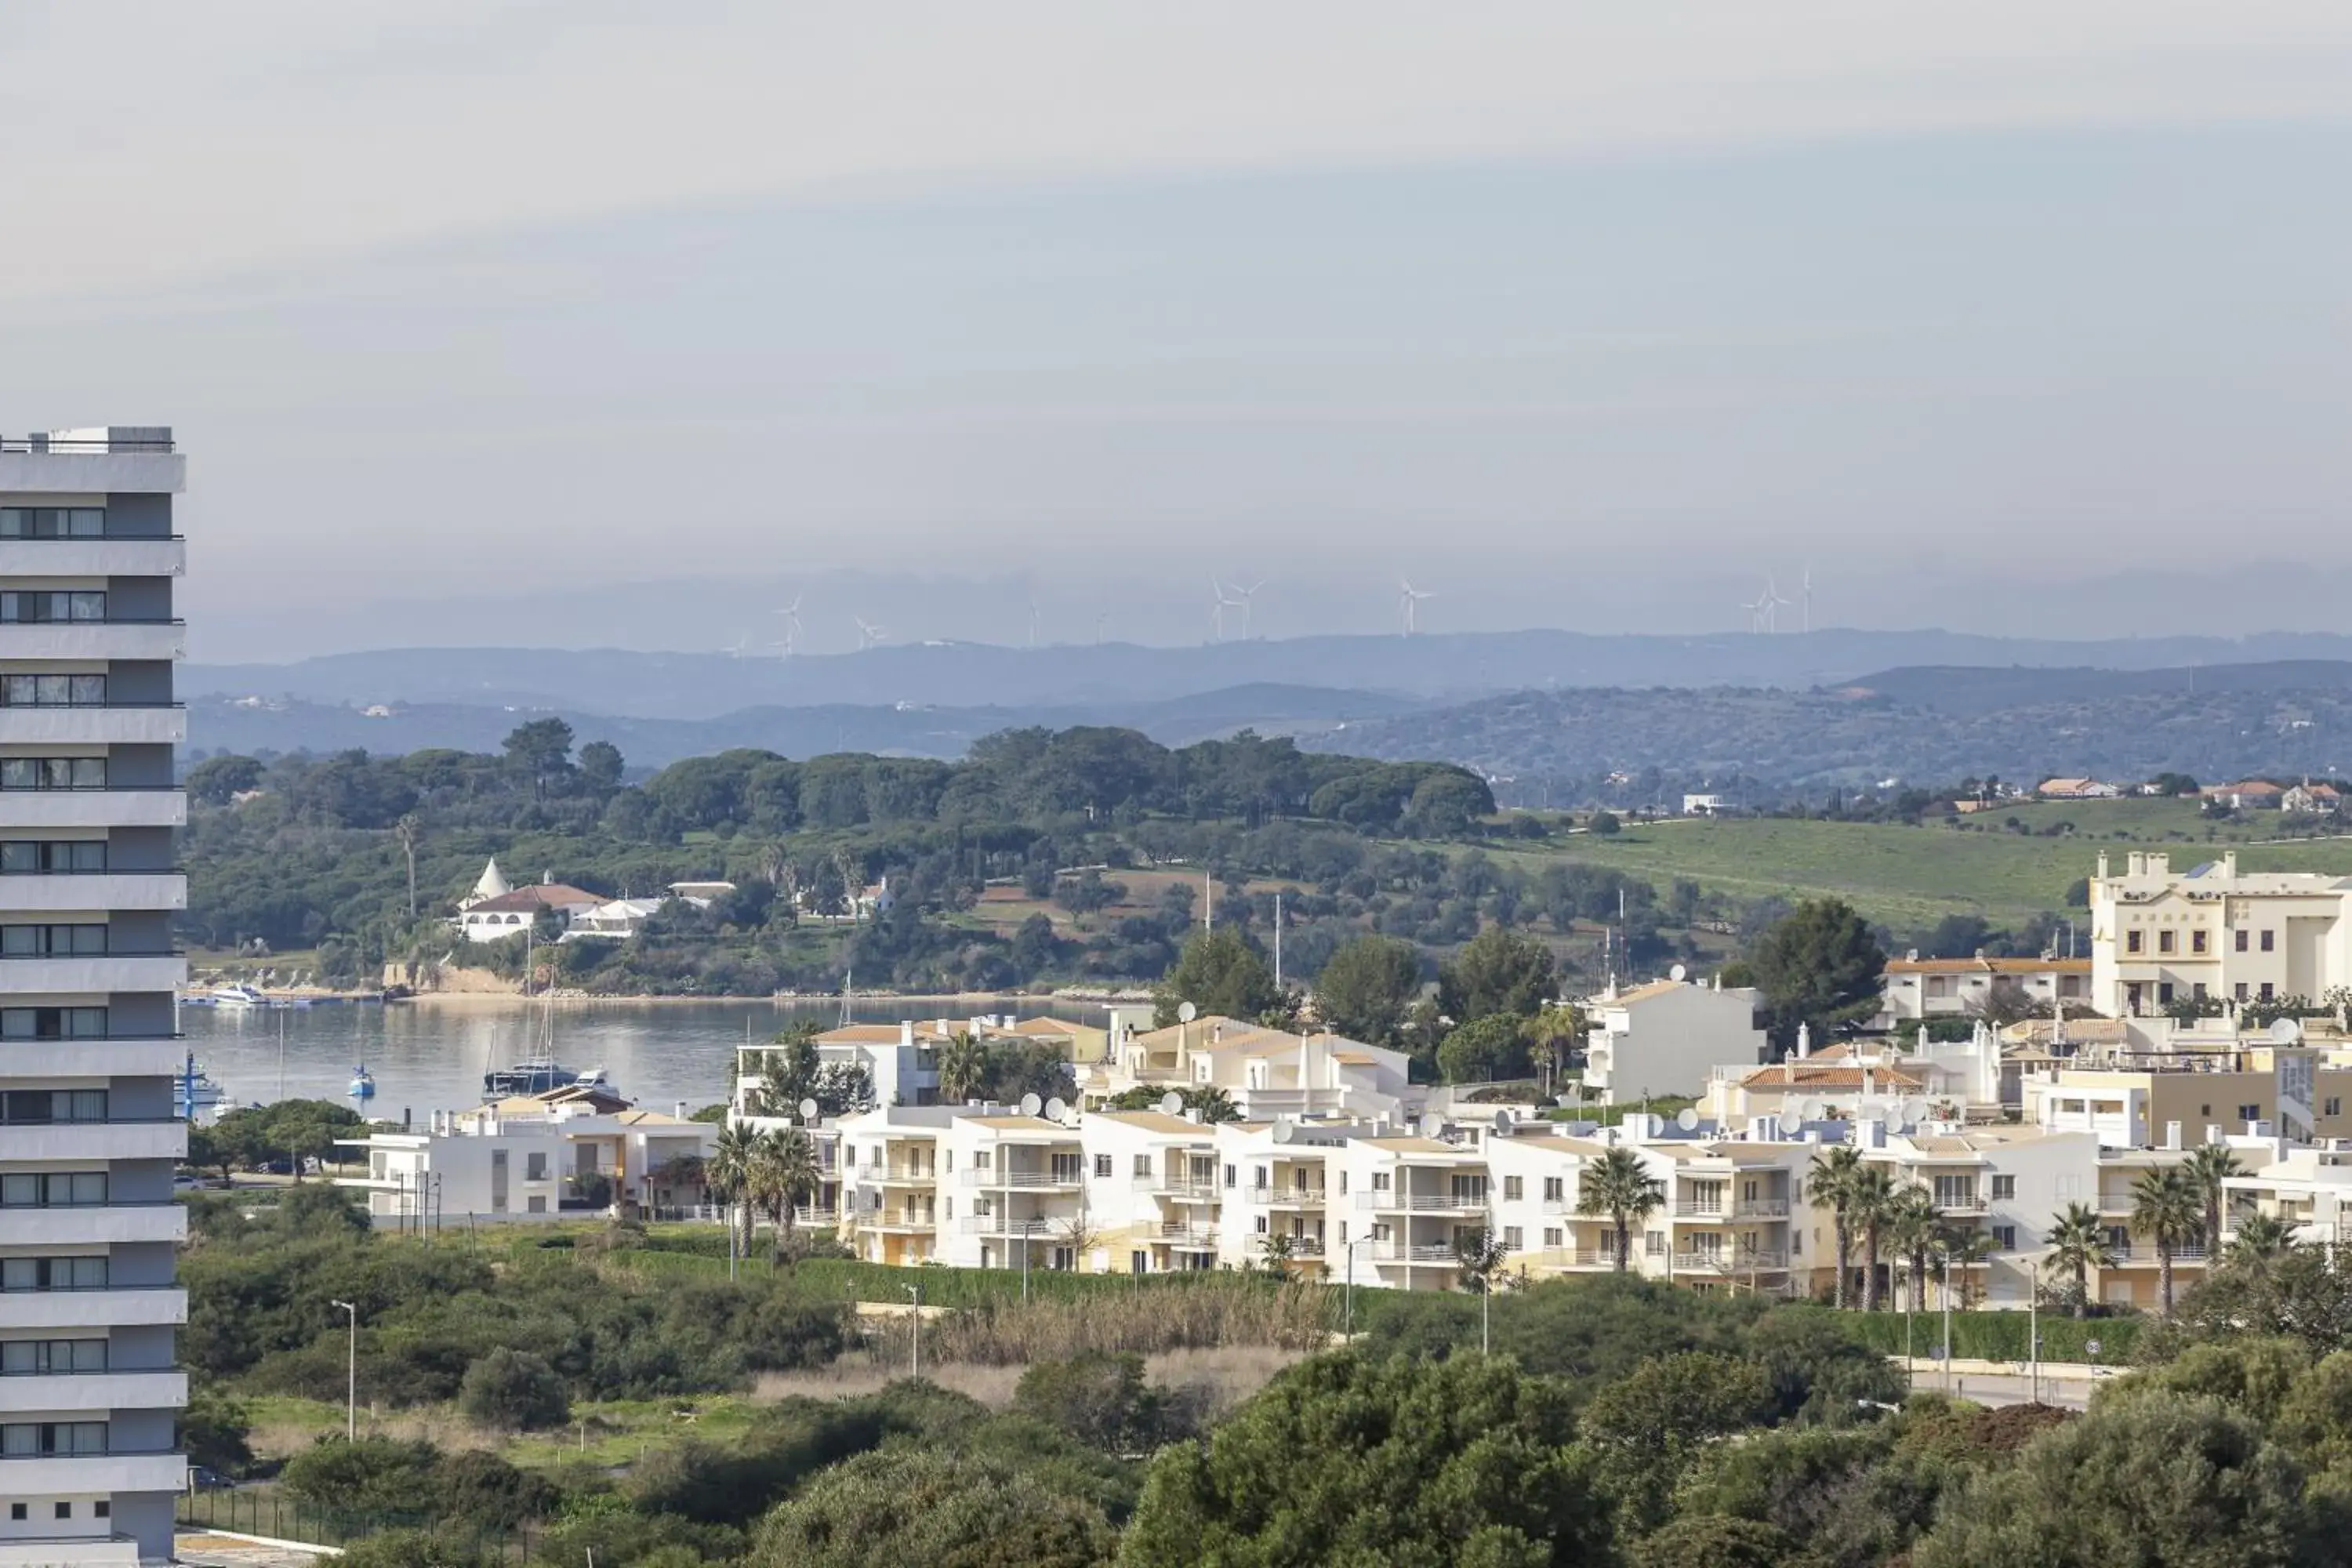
709 1123 757 1255
1576 1147 1661 1272
2132 1164 2203 1316
2043 1203 2115 1319
1884 1186 1942 1312
2227 1213 2298 1269
1256 1232 1298 1272
750 1128 822 1255
1849 1166 1898 1312
1810 1145 1865 1308
2185 1143 2245 1255
1185 1085 1240 1125
935 1031 989 1105
1938 1226 1998 1308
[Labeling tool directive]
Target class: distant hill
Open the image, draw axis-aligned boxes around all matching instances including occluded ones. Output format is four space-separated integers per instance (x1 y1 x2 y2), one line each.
1307 673 2352 789
183 630 2352 720
1840 661 2352 717
189 683 1424 766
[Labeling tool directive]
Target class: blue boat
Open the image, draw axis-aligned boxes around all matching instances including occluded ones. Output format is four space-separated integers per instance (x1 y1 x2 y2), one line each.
347 1064 376 1102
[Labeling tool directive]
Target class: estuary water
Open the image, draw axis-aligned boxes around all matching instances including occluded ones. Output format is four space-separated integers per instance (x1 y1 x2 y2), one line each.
180 996 1102 1118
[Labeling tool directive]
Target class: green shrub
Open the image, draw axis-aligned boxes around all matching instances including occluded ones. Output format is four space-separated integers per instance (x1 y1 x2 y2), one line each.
458 1347 570 1430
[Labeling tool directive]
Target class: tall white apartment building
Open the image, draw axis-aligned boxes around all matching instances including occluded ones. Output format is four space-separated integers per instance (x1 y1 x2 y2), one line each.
0 429 190 1564
2089 850 2352 1017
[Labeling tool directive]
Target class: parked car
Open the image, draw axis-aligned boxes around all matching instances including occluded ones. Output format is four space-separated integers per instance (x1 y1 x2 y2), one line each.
188 1466 231 1491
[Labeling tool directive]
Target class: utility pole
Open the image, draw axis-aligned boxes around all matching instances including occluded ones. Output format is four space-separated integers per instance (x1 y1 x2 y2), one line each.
906 1281 923 1380
331 1300 358 1439
1274 891 1283 989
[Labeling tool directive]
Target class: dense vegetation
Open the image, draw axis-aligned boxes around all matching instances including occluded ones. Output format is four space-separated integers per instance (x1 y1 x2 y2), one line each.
180 1181 2352 1566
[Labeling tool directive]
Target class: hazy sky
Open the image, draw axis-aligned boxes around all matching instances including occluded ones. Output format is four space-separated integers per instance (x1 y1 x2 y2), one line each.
3 2 2349 658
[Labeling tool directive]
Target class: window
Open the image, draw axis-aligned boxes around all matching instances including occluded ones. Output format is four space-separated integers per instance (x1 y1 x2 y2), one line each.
1991 1174 2016 1200
2237 929 2250 952
1133 1155 1151 1178
1544 1227 1563 1247
2158 930 2176 955
0 758 104 791
0 674 106 708
2158 982 2174 1004
1991 1224 2017 1250
0 841 103 873
0 1090 106 1124
2191 930 2209 954
1502 1226 1523 1250
2261 982 2276 1002
524 1152 546 1181
0 924 106 956
1502 1176 1523 1201
1092 1154 1112 1179
1645 1230 1666 1256
0 1421 107 1455
0 1173 107 1207
1 1257 107 1292
2239 1104 2261 1123
2237 982 2251 1001
2127 930 2144 954
526 1196 546 1214
0 1339 106 1374
1223 1163 1236 1189
0 591 105 624
1050 1152 1082 1183
93 1502 107 1519
1543 1176 1563 1202
1371 1171 1390 1191
1933 1175 1977 1208
2328 1098 2343 1118
54 1502 71 1521
6 1504 19 1522
2259 929 2276 952
0 507 104 539
1253 1215 1268 1234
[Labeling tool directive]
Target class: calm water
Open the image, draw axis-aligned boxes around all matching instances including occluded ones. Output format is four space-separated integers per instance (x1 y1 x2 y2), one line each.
181 997 1103 1117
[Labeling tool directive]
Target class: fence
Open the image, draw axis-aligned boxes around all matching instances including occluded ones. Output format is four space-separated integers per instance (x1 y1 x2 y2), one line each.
176 1488 542 1559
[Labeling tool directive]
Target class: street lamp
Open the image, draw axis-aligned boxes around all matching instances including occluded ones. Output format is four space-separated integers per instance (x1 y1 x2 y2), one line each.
906 1281 923 1381
1343 1235 1373 1340
329 1300 358 1439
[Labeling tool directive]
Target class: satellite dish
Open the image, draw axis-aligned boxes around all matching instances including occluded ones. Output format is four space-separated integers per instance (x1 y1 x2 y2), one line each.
1271 1118 1295 1144
1670 963 1688 983
1177 1001 1198 1023
1902 1098 1929 1127
1019 1092 1043 1117
1675 1108 1700 1131
798 1098 819 1122
1793 1098 1820 1122
1493 1109 1512 1134
2270 1017 2304 1046
1158 1091 1185 1116
1044 1096 1068 1122
1644 1115 1664 1138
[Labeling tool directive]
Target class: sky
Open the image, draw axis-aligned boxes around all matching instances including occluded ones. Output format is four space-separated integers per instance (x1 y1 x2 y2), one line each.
2 2 2349 659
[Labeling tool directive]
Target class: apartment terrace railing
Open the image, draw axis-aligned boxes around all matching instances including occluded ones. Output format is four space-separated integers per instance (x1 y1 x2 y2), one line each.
0 436 174 454
960 1169 1083 1189
1132 1178 1220 1200
959 1215 1056 1237
1354 1192 1486 1213
1364 1242 1459 1265
1159 1222 1219 1247
1674 1249 1791 1272
2107 1243 2210 1264
1248 1185 1329 1205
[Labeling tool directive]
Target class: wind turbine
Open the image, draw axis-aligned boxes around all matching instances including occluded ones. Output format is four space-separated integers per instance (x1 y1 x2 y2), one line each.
1211 579 1246 643
1800 565 1813 634
1398 579 1435 637
1766 575 1792 634
1027 601 1041 650
855 616 887 651
1743 583 1773 634
774 598 804 656
724 634 750 659
1226 579 1265 641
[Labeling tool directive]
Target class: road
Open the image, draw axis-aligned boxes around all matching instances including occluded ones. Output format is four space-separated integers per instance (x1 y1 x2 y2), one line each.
1903 1368 2092 1410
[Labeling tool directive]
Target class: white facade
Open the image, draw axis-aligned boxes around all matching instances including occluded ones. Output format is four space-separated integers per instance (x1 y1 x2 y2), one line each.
2090 850 2352 1017
336 1105 714 1224
0 429 187 1563
1582 978 1766 1098
1876 955 2092 1026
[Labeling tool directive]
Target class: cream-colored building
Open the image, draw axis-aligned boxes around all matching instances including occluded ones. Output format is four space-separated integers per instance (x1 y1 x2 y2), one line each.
1081 1014 1414 1120
336 1098 714 1225
2090 850 2352 1018
1875 954 2092 1028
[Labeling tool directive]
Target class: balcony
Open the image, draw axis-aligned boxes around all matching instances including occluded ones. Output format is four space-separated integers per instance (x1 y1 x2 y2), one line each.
0 537 184 580
870 1167 938 1185
1160 1222 1219 1248
0 1203 186 1247
0 1286 185 1333
1247 1185 1329 1207
854 1210 938 1233
2105 1243 2211 1265
960 1214 1056 1237
793 1206 838 1228
0 1120 186 1162
0 706 186 747
1674 1249 1790 1273
1355 1192 1486 1214
0 622 184 662
0 1038 185 1076
0 872 185 914
960 1168 1083 1189
0 789 183 830
1365 1243 1458 1265
0 951 185 993
0 1368 185 1414
0 1449 184 1495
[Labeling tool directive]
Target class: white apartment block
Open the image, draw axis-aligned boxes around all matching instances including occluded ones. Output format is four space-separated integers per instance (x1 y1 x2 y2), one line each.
941 1112 1087 1272
2223 1140 2352 1249
1581 977 1766 1098
2091 850 2352 1017
336 1102 714 1225
1083 1016 1414 1120
836 1106 953 1268
0 429 189 1566
1875 955 2091 1028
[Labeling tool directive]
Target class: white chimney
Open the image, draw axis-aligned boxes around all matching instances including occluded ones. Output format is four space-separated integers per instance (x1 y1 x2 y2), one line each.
900 1020 915 1049
2163 1120 2182 1150
676 1102 689 1121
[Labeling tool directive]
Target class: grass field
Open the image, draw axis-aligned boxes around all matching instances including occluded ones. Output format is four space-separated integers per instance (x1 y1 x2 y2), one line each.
1475 801 2352 930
